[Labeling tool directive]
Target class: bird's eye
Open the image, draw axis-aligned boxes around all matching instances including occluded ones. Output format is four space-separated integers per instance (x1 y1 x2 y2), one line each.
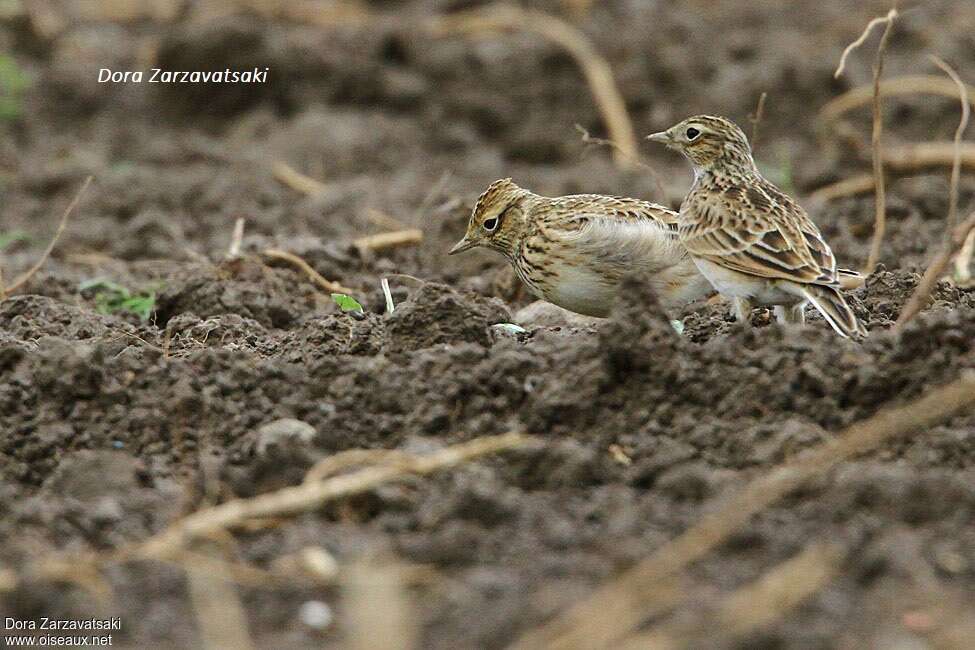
686 127 701 140
483 217 499 232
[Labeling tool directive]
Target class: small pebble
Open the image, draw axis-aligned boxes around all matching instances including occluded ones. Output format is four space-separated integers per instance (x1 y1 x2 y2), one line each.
299 600 333 630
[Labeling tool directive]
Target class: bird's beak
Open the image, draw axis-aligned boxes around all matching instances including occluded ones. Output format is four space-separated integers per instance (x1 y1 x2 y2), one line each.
448 236 476 255
646 131 671 144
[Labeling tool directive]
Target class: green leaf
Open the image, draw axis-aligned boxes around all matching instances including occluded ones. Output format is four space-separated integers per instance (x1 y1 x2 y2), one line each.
80 277 157 322
331 293 363 313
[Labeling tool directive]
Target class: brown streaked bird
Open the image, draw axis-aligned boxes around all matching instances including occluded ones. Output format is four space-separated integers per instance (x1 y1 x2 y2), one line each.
448 179 714 318
647 115 867 338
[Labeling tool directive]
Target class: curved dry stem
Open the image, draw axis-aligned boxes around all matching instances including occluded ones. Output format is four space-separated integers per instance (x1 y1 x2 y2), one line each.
513 374 975 650
833 8 898 79
894 211 975 332
262 248 355 295
820 74 975 124
807 173 876 203
2 176 92 298
928 56 971 239
863 13 896 274
134 432 533 560
427 4 638 170
621 542 845 650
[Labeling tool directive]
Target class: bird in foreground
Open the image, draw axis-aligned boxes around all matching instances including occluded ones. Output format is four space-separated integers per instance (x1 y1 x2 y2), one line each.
647 115 867 338
448 179 714 318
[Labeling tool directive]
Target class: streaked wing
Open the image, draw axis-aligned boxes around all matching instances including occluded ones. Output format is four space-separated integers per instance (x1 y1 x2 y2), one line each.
681 182 838 286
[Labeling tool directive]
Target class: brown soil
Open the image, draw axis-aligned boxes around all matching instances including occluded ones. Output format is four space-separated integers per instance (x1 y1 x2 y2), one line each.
1 1 974 648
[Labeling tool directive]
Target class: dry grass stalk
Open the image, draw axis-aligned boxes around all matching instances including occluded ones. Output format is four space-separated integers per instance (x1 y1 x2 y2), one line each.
832 8 897 275
428 4 638 170
929 57 971 244
354 228 423 252
0 567 16 592
894 211 975 332
883 142 975 171
346 560 420 650
514 373 975 650
621 543 845 650
366 207 407 231
134 432 532 560
807 142 975 203
833 8 898 80
272 161 327 196
1 176 92 299
894 58 972 331
807 173 876 202
749 91 768 150
956 230 974 287
185 552 256 650
262 248 355 295
304 448 414 483
819 74 975 124
227 217 245 258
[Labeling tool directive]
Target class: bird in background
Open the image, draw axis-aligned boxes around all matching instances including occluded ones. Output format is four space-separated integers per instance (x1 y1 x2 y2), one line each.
647 115 867 338
448 178 714 318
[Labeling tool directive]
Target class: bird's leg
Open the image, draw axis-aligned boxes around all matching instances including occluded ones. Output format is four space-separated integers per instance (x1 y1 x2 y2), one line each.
774 303 806 326
732 297 753 325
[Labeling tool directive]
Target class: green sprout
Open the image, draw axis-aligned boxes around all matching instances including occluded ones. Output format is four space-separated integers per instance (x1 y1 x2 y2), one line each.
79 278 158 321
0 54 29 122
0 230 30 251
331 293 363 313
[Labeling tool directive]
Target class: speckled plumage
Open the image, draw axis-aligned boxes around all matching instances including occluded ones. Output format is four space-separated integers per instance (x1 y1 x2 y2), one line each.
648 116 867 338
448 179 713 317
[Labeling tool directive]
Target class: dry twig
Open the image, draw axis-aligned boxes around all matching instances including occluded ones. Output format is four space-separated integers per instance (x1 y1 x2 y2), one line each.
227 217 245 259
749 91 768 150
134 432 533 560
894 58 972 331
622 542 845 649
514 373 975 650
819 75 975 124
833 8 897 275
262 248 355 295
894 211 975 332
808 143 975 203
272 161 327 196
354 229 423 252
428 4 638 170
2 176 92 298
930 56 970 244
346 560 420 650
833 8 898 80
807 173 876 203
186 552 256 650
956 230 975 287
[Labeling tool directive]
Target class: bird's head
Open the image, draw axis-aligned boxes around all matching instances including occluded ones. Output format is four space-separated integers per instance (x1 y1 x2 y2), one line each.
647 115 755 174
449 178 530 258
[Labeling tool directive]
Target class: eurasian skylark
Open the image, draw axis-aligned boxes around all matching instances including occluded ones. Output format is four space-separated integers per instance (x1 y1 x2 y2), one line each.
448 179 713 318
648 116 867 338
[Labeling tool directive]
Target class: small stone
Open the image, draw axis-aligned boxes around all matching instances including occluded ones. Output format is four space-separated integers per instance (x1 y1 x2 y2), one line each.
255 418 316 456
299 600 333 630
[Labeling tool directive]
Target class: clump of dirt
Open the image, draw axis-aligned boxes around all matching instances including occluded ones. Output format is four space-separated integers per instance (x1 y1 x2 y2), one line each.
2 1 975 648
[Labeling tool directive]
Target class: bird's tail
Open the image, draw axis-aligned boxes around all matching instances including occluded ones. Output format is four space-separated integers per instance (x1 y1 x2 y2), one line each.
837 267 865 290
801 285 867 339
